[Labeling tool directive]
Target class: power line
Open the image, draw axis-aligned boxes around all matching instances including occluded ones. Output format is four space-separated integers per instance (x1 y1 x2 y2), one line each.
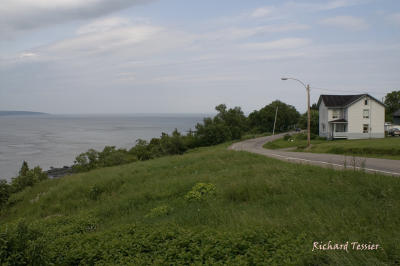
310 86 387 95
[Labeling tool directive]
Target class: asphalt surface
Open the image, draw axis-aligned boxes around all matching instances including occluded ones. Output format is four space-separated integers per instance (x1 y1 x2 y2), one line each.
229 133 400 177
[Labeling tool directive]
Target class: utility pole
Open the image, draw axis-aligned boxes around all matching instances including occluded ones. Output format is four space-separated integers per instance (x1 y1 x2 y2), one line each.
281 77 312 148
272 106 278 135
307 84 311 147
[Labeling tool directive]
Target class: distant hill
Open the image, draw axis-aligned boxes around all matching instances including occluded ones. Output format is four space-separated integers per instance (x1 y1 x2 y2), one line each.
0 111 48 116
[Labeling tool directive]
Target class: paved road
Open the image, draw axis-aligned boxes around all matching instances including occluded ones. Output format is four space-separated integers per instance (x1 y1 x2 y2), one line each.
229 133 400 177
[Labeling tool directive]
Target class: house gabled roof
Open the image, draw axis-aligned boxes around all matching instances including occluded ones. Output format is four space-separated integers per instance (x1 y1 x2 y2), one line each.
317 94 385 108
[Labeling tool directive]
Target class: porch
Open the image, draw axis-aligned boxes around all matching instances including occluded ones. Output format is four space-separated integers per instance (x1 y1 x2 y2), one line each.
329 119 348 139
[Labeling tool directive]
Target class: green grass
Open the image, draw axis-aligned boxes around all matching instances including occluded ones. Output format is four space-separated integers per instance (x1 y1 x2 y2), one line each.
263 133 326 150
1 143 400 265
264 133 400 160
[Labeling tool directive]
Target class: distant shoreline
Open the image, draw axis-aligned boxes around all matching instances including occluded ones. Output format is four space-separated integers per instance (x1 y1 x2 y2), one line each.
0 111 48 116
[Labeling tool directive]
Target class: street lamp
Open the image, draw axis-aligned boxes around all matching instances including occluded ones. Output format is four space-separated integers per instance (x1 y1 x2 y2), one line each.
281 77 311 147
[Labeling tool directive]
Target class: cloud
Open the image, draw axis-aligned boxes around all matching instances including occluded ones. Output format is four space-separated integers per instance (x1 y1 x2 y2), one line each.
19 52 39 59
242 38 311 50
0 0 154 37
204 23 309 41
76 17 132 35
251 7 275 18
387 13 400 26
284 0 364 12
320 16 368 30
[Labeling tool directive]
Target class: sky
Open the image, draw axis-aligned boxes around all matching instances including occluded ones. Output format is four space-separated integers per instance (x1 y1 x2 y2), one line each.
0 0 399 114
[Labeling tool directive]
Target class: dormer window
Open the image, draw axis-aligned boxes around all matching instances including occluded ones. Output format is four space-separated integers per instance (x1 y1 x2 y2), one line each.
364 99 368 105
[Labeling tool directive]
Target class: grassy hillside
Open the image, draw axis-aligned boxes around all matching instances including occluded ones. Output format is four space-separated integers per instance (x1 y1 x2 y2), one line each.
1 143 400 265
265 134 400 160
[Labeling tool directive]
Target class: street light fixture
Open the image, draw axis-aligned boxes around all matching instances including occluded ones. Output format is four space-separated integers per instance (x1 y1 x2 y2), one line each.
281 77 311 147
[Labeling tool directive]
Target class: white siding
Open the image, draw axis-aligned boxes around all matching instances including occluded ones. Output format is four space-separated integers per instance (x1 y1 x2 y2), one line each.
347 96 385 139
319 100 329 137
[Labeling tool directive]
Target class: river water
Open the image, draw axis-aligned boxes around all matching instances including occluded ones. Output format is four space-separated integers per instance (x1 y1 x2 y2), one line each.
0 114 205 181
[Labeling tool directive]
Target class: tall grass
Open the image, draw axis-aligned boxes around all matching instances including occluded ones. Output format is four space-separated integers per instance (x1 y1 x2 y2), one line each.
1 144 399 264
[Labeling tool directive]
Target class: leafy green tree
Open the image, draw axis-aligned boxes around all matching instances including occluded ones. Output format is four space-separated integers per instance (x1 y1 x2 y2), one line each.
195 104 248 146
98 146 136 167
384 90 400 122
182 129 199 149
73 149 100 172
19 161 29 176
11 163 48 193
298 109 319 135
160 130 187 155
248 100 300 133
311 103 318 110
129 139 153 161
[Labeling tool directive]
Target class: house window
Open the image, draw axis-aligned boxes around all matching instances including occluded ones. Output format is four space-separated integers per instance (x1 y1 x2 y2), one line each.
322 123 326 132
332 110 339 119
363 124 369 133
364 99 368 105
363 109 369 119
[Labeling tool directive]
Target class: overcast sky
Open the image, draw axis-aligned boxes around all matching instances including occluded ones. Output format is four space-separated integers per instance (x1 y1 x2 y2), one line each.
1 0 399 114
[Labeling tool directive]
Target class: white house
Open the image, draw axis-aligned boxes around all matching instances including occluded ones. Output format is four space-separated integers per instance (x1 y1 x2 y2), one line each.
317 94 385 140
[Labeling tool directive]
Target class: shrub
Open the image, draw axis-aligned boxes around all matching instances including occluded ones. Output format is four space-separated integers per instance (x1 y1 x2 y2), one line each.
129 139 153 161
0 220 48 265
145 205 173 218
160 130 187 155
0 180 10 208
10 163 48 193
184 183 216 202
283 134 291 140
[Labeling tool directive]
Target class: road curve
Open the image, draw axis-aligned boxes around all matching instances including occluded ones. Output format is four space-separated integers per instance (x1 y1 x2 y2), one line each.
229 133 400 177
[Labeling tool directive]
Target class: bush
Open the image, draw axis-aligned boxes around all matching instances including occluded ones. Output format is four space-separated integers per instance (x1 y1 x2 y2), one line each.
195 104 248 146
283 134 291 140
145 205 173 218
0 180 10 208
185 183 216 202
129 139 153 161
10 163 48 193
160 130 187 155
0 221 309 265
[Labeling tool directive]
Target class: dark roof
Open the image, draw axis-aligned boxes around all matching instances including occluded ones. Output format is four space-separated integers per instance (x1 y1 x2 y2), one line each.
393 109 400 117
317 94 385 108
329 119 347 123
319 94 364 107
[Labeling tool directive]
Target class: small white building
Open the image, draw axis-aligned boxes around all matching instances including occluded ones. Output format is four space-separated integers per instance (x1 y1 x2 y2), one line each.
317 94 385 140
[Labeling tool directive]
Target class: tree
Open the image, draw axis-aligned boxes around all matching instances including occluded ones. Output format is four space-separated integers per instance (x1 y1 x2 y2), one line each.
73 149 100 172
11 163 48 193
384 90 400 122
248 100 300 133
298 109 319 135
129 139 153 161
311 103 318 110
195 104 248 146
160 130 187 155
19 161 29 176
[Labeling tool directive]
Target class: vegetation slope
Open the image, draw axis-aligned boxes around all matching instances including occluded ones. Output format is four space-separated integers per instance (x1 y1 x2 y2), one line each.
1 143 399 265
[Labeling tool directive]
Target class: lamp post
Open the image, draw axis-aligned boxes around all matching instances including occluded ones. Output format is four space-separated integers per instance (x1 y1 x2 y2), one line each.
281 77 311 147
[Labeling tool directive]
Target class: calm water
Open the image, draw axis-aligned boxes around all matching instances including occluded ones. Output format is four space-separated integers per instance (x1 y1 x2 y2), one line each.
0 114 205 181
